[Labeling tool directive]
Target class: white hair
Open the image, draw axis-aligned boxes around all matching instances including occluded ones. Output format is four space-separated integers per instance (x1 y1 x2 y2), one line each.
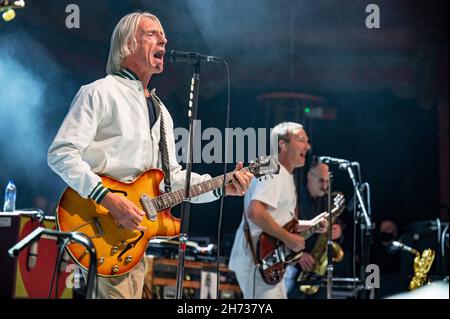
106 12 164 74
270 122 304 154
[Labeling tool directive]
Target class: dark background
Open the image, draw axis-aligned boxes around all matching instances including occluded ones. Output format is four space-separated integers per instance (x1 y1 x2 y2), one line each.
0 0 448 252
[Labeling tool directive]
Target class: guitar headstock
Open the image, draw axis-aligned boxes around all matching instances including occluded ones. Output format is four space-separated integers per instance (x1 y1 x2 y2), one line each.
248 155 280 179
331 192 346 217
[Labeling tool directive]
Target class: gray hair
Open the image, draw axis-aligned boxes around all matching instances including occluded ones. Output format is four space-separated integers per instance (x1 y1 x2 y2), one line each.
106 12 164 74
270 122 304 154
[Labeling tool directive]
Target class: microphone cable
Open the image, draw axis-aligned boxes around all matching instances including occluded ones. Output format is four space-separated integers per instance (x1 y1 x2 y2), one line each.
48 237 70 299
216 57 231 299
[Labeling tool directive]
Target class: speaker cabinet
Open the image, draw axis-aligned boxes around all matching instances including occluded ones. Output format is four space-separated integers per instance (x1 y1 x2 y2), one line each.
0 214 73 298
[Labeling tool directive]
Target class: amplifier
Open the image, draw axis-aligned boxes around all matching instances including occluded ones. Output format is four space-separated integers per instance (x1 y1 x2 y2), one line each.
143 255 242 299
0 213 73 298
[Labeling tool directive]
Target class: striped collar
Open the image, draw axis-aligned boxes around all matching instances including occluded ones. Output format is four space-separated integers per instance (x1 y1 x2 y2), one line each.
114 68 140 81
114 68 159 98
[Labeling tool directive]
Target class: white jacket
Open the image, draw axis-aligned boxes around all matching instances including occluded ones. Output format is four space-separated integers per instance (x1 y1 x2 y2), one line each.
48 73 218 203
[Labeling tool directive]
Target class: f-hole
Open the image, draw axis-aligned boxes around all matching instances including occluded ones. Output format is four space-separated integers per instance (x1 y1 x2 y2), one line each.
109 189 128 196
118 231 144 260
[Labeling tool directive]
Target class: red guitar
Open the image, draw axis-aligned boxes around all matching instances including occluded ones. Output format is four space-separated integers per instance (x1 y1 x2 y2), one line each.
256 193 345 285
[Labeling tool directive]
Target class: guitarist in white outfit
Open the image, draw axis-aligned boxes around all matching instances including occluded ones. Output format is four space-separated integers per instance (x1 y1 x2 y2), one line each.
229 122 327 299
48 12 252 299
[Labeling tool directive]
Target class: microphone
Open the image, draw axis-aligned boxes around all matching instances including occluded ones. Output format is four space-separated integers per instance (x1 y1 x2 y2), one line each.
388 241 419 255
165 50 222 64
27 241 39 270
315 156 350 165
338 161 360 170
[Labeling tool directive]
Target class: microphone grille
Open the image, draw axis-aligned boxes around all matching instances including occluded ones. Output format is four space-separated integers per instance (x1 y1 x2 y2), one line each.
312 155 319 165
387 241 401 254
166 49 175 63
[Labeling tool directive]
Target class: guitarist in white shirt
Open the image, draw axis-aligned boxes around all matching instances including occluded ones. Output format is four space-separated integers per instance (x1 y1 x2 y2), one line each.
48 12 252 299
229 122 327 299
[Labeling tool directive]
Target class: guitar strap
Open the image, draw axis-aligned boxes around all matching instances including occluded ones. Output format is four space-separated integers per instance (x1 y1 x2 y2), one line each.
242 211 261 267
158 111 172 192
149 92 171 192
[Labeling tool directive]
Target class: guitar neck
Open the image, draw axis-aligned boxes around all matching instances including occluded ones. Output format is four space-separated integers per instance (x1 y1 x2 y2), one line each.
142 170 240 212
298 206 341 240
299 223 322 240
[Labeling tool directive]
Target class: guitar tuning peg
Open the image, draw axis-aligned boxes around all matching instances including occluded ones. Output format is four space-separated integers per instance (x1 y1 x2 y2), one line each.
270 175 273 179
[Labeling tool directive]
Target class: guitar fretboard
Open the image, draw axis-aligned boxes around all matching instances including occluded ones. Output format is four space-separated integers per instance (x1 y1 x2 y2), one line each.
300 222 323 240
298 203 343 240
141 169 245 213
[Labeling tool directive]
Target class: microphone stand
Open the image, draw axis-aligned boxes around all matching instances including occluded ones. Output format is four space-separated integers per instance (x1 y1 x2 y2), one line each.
341 163 373 298
0 209 45 222
8 227 97 299
175 60 201 299
326 170 334 299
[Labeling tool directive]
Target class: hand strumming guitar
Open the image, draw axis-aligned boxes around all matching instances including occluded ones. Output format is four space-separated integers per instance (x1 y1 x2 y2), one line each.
101 192 147 231
284 232 306 252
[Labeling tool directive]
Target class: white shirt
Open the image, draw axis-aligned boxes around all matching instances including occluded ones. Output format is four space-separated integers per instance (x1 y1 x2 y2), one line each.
229 164 297 272
48 74 217 203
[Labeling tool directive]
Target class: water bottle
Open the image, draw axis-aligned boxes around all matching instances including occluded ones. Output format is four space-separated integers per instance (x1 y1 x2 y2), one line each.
3 180 16 212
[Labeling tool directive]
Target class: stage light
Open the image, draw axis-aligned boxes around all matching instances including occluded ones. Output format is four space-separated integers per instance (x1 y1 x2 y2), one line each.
0 0 25 22
2 8 15 21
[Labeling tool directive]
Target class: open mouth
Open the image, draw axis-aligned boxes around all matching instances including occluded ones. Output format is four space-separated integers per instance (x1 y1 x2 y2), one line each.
153 50 165 61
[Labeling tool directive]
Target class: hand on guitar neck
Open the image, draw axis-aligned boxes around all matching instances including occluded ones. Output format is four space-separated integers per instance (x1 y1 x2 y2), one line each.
284 215 328 252
101 192 147 231
296 212 329 234
223 162 254 196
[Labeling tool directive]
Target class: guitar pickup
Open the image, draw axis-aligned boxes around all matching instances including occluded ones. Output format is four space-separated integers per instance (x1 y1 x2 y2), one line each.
140 194 157 221
275 247 285 263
